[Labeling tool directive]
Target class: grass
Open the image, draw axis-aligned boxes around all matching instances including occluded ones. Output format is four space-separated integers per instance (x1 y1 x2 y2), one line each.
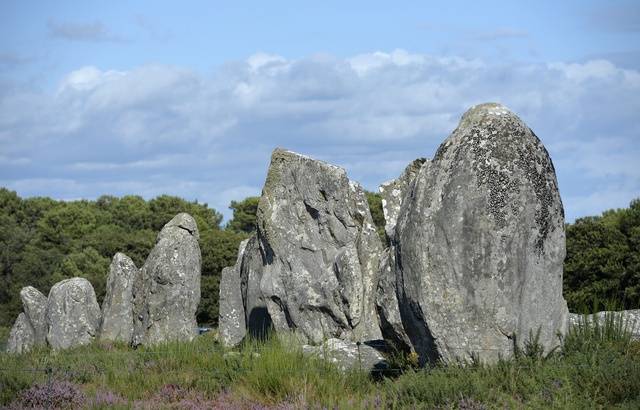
1 316 639 409
0 326 9 352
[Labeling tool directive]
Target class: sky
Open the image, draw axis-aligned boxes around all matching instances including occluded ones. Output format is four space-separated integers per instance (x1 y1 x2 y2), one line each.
0 1 639 222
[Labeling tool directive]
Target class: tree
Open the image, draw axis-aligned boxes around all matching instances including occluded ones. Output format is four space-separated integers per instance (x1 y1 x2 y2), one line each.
198 276 220 326
227 197 260 233
365 191 387 244
564 198 640 312
50 247 111 304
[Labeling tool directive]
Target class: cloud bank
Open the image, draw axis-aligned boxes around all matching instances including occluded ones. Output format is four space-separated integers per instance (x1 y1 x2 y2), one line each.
1 50 638 221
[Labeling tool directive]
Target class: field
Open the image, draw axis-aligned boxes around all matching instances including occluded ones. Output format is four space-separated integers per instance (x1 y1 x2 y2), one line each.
1 315 639 409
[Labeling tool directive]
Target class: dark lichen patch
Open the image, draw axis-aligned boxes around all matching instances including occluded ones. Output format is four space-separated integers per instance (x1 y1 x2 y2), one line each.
514 138 559 253
440 111 559 254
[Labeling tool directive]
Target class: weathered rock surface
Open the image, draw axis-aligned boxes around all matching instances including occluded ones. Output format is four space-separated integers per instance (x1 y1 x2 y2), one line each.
99 253 137 343
302 338 388 372
376 249 412 351
376 159 427 352
392 103 569 364
569 310 640 340
240 235 272 339
6 313 35 354
20 286 48 346
379 158 427 239
254 148 383 344
46 278 101 350
219 239 249 347
132 213 201 346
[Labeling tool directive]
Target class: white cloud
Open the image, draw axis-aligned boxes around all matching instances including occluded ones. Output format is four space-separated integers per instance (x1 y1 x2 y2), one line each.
59 66 125 92
0 50 638 221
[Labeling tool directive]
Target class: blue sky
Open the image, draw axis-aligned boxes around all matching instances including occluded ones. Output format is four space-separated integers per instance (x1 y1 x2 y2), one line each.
1 1 639 221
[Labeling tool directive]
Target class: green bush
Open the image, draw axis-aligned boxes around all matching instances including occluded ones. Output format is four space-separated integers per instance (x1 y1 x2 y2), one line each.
0 189 243 328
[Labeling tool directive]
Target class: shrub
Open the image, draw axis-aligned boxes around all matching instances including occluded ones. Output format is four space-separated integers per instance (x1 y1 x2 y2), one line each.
11 380 85 409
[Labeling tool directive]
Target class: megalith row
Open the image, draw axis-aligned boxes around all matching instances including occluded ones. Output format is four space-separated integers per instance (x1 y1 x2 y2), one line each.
6 213 201 352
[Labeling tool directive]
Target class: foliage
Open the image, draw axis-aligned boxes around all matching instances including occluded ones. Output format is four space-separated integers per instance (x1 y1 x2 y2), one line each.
0 188 242 328
227 196 260 234
366 191 388 244
1 321 639 409
564 198 640 312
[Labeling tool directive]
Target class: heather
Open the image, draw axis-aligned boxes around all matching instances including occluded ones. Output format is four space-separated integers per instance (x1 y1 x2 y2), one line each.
1 315 639 409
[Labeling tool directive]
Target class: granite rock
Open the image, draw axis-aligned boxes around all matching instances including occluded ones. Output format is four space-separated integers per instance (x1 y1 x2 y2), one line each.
99 253 137 343
6 313 35 354
132 213 201 346
46 278 101 350
255 149 383 344
393 103 569 364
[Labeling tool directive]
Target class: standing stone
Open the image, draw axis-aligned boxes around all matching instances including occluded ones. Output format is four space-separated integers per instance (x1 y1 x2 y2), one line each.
255 148 383 344
46 278 101 350
379 158 427 239
376 159 428 352
100 253 137 343
240 235 271 339
393 103 569 364
132 213 201 346
6 313 35 354
20 286 48 346
219 239 249 347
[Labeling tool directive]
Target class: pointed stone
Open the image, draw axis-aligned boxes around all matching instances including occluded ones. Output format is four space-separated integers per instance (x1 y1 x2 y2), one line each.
99 253 137 343
46 278 101 350
219 239 249 347
132 213 201 346
6 313 35 354
255 148 383 344
19 286 48 346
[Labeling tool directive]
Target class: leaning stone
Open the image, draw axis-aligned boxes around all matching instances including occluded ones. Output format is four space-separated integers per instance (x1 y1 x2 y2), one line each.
132 213 201 346
256 148 383 344
376 159 427 352
376 249 412 352
20 286 48 346
393 103 569 364
6 313 35 354
46 277 101 350
99 253 137 343
240 235 271 339
302 338 389 373
219 239 249 347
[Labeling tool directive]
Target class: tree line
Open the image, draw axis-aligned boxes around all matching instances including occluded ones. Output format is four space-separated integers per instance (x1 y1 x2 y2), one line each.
0 187 638 328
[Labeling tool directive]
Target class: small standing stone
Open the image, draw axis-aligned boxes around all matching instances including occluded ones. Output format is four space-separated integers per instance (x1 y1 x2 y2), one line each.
20 286 48 346
99 253 137 343
219 240 249 347
46 277 101 350
6 313 35 354
132 213 201 346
